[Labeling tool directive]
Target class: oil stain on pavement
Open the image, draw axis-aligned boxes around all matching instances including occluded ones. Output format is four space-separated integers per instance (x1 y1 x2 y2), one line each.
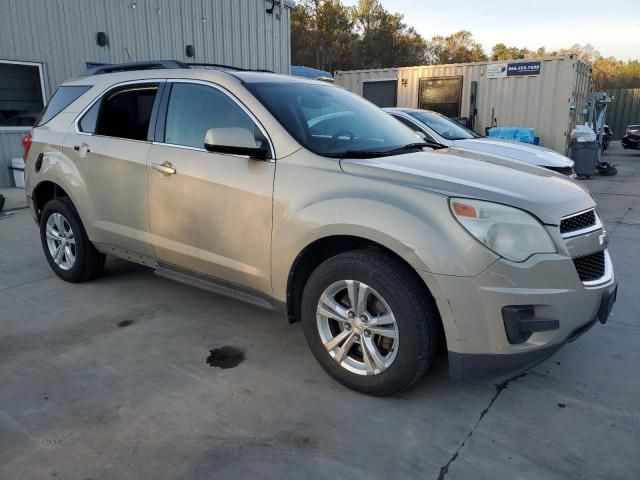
206 346 245 369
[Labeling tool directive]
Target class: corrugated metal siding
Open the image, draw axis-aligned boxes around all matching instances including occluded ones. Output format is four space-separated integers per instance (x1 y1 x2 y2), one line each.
334 69 399 96
0 0 292 187
569 60 592 149
336 57 592 154
606 88 640 140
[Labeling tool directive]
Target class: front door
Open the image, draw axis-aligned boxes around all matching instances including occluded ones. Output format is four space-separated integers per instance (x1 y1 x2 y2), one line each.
147 81 275 293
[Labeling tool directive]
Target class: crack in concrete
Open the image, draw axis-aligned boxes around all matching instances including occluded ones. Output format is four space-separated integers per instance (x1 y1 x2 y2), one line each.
0 274 56 292
604 196 640 236
591 192 640 198
609 319 640 329
436 373 526 480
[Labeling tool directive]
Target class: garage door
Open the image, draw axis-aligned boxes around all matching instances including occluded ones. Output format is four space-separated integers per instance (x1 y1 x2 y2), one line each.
363 80 397 107
418 76 463 118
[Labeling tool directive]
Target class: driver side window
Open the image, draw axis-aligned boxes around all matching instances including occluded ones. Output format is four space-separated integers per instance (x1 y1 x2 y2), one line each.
164 83 263 150
393 115 435 142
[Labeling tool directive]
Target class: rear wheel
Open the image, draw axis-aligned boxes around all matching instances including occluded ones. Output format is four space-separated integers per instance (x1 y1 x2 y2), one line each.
301 249 439 396
40 198 105 282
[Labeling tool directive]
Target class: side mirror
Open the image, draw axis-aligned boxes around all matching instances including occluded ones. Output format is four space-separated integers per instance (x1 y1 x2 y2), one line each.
203 128 269 160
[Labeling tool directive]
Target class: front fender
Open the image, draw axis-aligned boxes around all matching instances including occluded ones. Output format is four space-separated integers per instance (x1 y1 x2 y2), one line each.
271 190 498 303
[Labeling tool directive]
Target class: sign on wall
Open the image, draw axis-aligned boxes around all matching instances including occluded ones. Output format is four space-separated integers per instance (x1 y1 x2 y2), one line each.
487 63 507 78
488 61 542 78
506 61 541 76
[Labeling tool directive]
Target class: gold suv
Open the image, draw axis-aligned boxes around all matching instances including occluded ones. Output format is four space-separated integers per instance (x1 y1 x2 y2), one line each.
24 64 617 395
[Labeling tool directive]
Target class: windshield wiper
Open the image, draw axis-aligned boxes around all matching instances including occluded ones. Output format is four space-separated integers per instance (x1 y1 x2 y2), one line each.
323 141 446 159
385 141 447 153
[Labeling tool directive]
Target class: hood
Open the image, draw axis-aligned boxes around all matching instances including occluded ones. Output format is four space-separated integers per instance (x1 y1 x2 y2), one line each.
340 148 593 225
452 138 574 168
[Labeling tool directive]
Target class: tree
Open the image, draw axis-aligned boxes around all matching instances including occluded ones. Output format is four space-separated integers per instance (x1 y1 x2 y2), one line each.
291 2 640 87
490 43 534 61
291 0 427 71
425 31 487 64
350 0 428 68
556 43 600 64
291 0 357 72
592 57 640 90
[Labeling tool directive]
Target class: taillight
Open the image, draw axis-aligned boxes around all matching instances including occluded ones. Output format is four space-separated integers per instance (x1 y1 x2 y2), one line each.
22 131 33 161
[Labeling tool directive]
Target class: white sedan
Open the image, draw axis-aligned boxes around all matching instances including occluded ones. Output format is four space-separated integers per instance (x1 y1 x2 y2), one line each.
385 108 577 178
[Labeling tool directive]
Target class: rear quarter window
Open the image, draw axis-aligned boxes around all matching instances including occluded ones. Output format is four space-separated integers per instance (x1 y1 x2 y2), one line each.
37 85 91 126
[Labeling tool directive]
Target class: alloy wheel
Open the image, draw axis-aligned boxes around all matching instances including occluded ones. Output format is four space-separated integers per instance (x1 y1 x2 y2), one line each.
316 280 399 375
45 212 76 270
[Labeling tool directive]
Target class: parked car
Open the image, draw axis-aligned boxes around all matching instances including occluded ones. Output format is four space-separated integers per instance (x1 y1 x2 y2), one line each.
385 108 578 178
24 65 616 395
622 125 640 149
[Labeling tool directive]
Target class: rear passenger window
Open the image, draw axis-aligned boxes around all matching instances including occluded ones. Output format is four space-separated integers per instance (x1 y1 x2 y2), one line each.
164 83 260 149
94 86 158 141
37 85 91 126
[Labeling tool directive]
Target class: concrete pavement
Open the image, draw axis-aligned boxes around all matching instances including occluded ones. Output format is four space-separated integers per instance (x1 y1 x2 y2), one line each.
0 143 638 479
0 187 27 212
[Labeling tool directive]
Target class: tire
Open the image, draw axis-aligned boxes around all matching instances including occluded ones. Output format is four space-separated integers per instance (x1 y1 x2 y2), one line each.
301 249 440 396
40 197 105 282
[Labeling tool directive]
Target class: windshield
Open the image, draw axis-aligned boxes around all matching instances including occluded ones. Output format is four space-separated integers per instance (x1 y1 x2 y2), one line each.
407 110 481 140
245 82 423 157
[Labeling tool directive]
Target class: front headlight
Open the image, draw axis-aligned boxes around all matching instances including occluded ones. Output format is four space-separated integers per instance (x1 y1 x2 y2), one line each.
450 198 556 262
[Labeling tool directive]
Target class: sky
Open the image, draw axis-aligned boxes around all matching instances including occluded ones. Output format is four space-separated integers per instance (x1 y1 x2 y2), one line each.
341 0 639 60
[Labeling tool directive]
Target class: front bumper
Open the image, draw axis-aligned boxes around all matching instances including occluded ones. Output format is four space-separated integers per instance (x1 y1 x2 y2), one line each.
420 250 617 383
448 281 617 383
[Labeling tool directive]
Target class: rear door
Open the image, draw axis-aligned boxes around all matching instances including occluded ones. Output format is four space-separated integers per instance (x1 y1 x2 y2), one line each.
63 81 163 257
147 80 275 293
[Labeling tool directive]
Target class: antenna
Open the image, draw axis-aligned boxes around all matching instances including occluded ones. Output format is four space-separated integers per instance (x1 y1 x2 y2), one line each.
124 47 133 62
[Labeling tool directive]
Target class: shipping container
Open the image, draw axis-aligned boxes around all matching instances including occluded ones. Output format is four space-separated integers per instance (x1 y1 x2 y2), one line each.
335 56 592 155
0 0 294 187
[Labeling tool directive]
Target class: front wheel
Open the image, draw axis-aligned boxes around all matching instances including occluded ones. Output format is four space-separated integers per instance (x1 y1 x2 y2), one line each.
40 198 105 282
301 249 440 396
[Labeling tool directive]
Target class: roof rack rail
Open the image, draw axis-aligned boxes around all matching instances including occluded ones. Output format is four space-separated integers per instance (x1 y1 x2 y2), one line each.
186 62 274 73
85 60 275 76
86 60 190 75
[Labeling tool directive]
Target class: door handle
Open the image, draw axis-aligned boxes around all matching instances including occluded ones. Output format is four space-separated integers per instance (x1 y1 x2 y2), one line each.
151 162 176 175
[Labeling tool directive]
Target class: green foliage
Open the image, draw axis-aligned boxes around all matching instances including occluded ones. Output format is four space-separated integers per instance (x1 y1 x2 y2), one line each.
426 31 488 64
292 1 358 73
292 0 427 71
291 1 640 89
490 42 640 89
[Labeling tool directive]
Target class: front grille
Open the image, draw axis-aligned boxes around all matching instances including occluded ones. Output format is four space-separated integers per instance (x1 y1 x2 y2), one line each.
573 251 605 282
547 166 576 177
560 210 596 234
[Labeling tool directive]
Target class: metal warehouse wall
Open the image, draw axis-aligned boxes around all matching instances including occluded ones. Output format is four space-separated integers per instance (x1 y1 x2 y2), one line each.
336 56 592 155
606 88 640 140
0 0 293 187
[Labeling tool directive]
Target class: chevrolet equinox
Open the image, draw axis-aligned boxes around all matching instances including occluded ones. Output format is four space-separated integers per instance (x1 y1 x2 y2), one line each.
24 64 617 395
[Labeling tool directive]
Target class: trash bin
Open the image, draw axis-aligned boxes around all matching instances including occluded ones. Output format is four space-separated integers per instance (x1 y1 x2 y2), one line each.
570 141 599 177
10 158 25 188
